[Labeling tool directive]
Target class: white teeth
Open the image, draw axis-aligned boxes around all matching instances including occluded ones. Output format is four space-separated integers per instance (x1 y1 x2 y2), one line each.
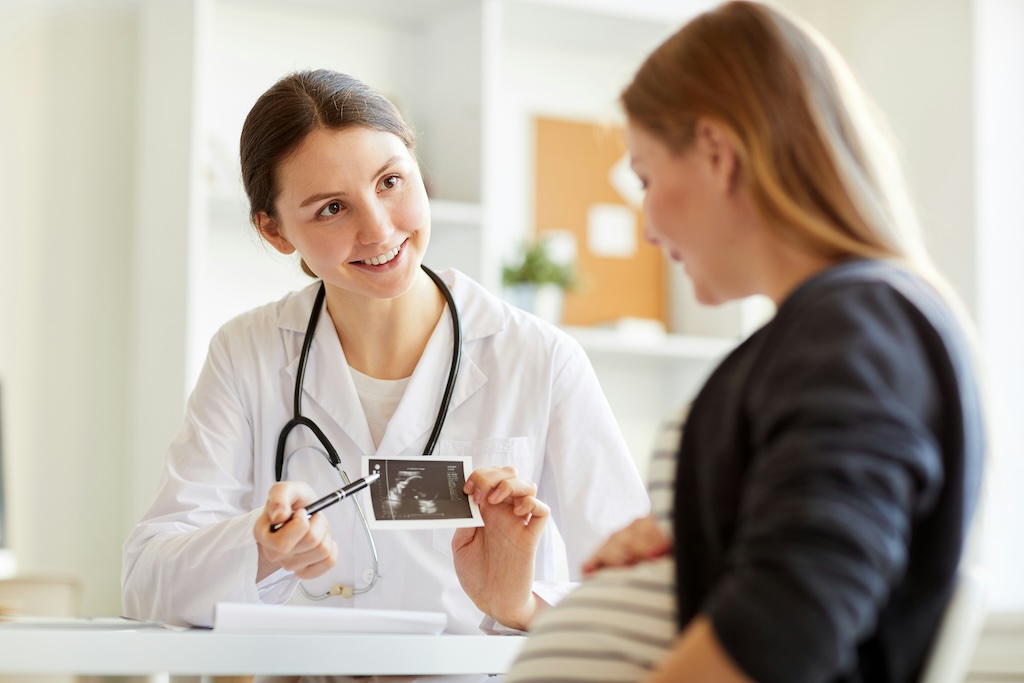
361 244 401 266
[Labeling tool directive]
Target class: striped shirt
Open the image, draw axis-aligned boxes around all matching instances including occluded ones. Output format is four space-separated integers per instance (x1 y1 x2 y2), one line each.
504 404 688 683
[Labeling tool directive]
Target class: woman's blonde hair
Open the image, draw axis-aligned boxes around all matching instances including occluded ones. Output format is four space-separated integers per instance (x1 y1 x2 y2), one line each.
623 1 988 441
622 1 933 275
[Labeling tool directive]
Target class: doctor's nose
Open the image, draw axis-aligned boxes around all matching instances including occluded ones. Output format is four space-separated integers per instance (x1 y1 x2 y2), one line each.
356 201 396 245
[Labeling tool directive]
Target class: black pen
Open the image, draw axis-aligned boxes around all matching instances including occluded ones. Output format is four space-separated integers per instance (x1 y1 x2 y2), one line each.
269 472 380 533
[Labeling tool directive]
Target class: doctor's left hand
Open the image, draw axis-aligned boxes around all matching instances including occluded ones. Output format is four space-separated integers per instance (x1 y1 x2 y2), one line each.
453 466 550 631
253 481 339 583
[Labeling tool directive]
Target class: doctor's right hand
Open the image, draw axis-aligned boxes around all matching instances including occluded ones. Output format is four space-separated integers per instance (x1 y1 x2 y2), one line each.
253 481 339 583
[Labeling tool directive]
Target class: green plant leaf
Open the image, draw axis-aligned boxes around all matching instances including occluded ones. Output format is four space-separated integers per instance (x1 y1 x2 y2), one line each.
502 239 577 290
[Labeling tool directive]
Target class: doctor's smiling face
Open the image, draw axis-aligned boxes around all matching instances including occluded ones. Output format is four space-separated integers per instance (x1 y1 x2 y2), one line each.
240 70 426 304
256 125 430 302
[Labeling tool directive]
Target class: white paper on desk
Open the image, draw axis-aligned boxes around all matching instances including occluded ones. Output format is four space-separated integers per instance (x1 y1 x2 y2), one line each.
361 455 484 530
213 602 447 635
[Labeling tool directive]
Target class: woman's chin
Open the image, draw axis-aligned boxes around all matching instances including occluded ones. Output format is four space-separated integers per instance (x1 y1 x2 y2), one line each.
691 282 727 307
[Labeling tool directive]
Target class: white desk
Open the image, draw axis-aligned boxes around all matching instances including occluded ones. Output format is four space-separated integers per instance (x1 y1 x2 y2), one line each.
0 626 526 676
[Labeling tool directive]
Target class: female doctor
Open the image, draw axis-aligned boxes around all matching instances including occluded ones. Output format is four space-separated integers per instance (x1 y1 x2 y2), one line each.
121 69 649 637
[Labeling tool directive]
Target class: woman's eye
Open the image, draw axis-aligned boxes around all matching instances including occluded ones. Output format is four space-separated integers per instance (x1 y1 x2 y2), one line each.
379 175 400 191
319 201 342 217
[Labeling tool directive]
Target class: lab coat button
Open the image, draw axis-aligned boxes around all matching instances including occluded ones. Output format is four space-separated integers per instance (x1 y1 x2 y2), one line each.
362 569 374 584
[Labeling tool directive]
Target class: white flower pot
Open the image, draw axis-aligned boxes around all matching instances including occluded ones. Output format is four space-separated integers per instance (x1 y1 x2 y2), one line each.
505 283 565 325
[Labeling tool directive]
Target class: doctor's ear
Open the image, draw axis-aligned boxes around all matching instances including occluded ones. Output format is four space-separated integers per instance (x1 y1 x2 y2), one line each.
255 212 296 255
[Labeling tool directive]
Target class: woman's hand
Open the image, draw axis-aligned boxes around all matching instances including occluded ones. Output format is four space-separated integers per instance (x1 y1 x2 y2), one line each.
253 481 338 583
452 466 551 630
582 514 672 576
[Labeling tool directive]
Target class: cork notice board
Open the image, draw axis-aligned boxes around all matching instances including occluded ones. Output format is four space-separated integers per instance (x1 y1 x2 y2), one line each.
534 116 667 327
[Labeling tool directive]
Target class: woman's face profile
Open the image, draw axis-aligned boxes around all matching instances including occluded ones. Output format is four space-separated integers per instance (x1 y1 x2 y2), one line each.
626 119 752 306
264 125 431 302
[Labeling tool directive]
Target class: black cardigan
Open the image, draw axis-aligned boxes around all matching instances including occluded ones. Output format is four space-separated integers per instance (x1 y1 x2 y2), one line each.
674 259 985 683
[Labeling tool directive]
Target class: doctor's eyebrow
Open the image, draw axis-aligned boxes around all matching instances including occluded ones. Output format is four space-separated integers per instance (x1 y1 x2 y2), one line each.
298 155 405 208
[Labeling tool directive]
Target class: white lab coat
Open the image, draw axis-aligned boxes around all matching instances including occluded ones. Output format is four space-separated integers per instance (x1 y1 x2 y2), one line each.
122 269 649 633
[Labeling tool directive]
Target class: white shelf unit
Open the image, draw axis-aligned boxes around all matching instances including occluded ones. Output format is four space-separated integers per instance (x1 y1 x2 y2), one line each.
563 325 737 361
197 0 697 291
133 0 744 488
561 325 735 481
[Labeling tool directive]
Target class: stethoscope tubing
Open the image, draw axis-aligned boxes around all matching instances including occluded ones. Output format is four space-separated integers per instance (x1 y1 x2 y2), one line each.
420 264 462 456
271 264 463 598
275 263 462 480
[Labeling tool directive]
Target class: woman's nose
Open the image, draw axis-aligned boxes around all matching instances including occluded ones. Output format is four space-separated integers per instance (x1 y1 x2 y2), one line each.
639 196 660 245
641 218 660 246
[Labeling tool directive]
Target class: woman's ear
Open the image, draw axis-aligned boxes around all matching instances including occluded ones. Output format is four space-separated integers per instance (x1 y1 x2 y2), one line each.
693 118 740 194
254 212 296 255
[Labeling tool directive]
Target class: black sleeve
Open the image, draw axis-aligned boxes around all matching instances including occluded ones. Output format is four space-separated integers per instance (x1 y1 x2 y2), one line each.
704 283 947 683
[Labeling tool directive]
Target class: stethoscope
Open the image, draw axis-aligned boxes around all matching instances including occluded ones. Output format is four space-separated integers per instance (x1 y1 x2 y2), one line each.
274 264 462 599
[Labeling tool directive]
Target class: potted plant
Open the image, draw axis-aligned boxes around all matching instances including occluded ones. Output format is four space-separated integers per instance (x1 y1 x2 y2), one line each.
502 237 578 324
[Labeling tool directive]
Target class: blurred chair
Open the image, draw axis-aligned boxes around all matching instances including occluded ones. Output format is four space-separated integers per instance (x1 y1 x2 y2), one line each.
0 573 82 617
920 566 988 683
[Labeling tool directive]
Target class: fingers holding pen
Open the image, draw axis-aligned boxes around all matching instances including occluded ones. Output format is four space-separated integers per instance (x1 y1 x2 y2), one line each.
254 481 338 579
282 521 339 580
261 513 337 578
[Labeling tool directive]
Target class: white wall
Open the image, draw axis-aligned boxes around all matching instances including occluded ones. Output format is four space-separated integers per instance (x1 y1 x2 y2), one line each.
128 0 207 543
0 2 138 615
975 0 1024 612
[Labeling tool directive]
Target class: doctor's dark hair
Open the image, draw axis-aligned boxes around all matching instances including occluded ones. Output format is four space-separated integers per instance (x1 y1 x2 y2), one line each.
622 1 932 275
239 69 417 277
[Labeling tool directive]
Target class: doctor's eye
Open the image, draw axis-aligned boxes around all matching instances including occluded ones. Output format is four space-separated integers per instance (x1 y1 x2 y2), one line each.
378 175 401 192
319 201 343 217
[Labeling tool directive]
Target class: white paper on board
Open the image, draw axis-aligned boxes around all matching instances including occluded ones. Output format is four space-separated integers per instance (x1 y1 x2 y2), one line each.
587 203 637 258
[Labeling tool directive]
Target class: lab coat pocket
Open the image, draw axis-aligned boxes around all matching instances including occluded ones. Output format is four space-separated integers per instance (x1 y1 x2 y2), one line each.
431 436 537 558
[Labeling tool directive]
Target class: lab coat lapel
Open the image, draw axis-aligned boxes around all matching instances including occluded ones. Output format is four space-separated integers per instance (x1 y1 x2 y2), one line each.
280 286 375 456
